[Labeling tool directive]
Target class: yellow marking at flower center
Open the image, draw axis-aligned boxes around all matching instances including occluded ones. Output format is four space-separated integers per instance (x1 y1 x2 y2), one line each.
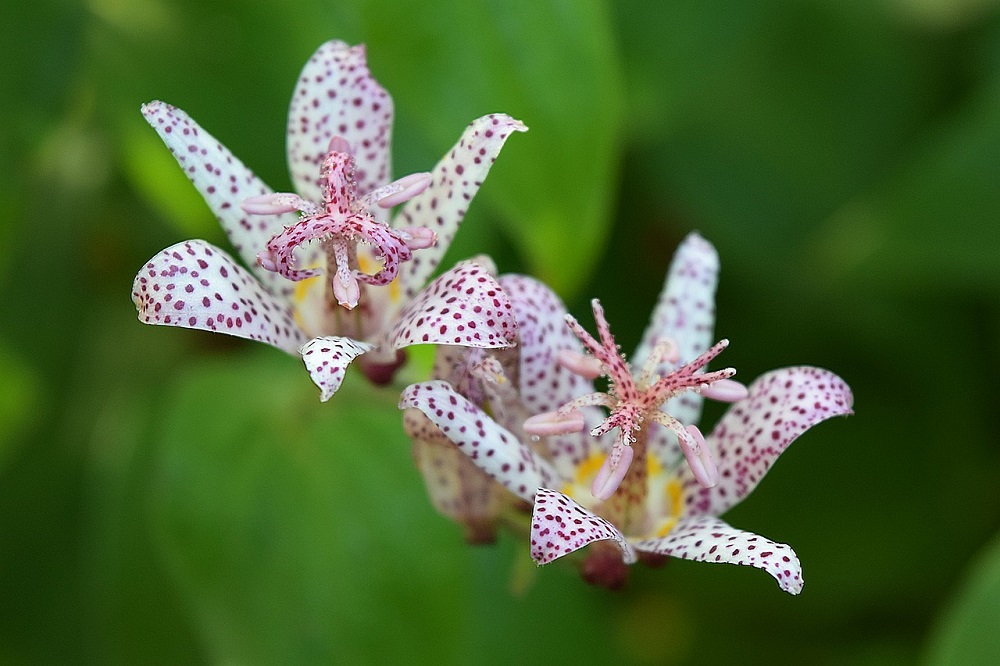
291 275 322 331
293 275 320 304
562 451 607 497
358 252 401 303
653 480 684 537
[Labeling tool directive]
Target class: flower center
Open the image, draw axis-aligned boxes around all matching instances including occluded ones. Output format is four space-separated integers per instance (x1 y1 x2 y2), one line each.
241 136 437 310
524 298 749 511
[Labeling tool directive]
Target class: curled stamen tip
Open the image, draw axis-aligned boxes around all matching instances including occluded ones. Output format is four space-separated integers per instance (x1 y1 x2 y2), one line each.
523 410 586 437
376 172 433 208
256 250 278 272
398 226 437 250
700 377 748 403
557 349 604 379
327 135 352 154
680 425 719 488
242 193 301 215
591 445 634 501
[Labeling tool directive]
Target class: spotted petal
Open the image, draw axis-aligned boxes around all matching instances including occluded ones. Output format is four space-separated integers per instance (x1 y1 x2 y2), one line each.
635 515 803 594
399 381 560 502
530 488 636 565
141 101 301 301
286 41 393 204
385 261 517 351
500 274 596 475
405 408 509 544
682 366 854 516
299 336 374 402
132 240 307 354
395 114 527 301
637 233 720 463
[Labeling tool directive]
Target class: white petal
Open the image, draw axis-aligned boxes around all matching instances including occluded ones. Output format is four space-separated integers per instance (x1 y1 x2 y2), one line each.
385 261 517 351
635 515 803 595
299 336 373 401
394 114 527 301
132 240 306 353
286 41 394 203
530 488 636 565
398 381 560 502
680 366 854 516
636 233 720 463
141 101 302 301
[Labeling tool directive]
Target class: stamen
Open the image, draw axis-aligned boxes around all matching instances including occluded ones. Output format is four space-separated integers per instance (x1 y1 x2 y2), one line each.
372 172 433 208
397 226 437 250
333 271 360 310
257 249 279 272
591 443 634 501
678 424 718 488
557 349 605 379
524 410 586 437
700 377 748 402
241 193 313 215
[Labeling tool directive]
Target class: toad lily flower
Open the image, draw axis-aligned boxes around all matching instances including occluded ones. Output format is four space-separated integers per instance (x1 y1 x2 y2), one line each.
404 272 596 544
131 41 524 399
400 233 854 593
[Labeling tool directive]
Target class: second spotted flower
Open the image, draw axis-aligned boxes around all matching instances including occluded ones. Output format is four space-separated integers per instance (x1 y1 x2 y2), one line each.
401 233 853 592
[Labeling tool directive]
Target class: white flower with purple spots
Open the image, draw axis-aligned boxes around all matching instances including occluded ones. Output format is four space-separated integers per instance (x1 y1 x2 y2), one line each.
400 233 854 593
132 41 524 400
404 272 594 544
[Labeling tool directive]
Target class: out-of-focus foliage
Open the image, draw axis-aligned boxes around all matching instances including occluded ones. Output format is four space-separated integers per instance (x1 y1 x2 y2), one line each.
2 0 999 663
927 533 1000 665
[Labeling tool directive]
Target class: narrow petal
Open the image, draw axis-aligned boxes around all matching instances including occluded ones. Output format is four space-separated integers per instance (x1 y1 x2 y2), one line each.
499 275 592 413
405 408 509 544
394 114 527 301
385 261 517 351
399 381 560 502
286 41 393 203
299 336 374 401
132 240 307 354
530 488 636 565
682 366 854 516
637 233 719 463
634 515 804 594
141 101 302 301
499 274 596 476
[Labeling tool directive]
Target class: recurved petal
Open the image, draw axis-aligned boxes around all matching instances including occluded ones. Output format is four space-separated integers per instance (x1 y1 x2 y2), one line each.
132 240 307 354
141 101 301 301
499 274 595 475
299 336 374 402
399 381 560 503
286 41 393 203
394 114 527 301
385 261 517 351
681 366 854 516
634 515 804 594
405 408 510 544
530 488 636 566
638 233 719 464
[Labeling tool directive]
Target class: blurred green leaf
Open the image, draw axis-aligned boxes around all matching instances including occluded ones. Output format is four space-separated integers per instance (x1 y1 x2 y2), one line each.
927 532 1000 665
356 0 622 293
0 342 41 471
144 352 657 662
805 81 1000 294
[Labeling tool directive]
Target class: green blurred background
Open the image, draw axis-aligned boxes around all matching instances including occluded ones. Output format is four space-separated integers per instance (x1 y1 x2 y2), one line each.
2 0 999 663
